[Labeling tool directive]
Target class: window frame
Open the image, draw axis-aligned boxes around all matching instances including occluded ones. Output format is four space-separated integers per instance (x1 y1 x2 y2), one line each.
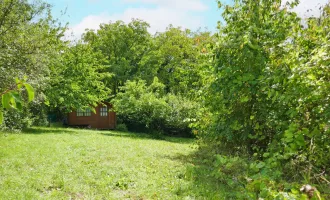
100 106 108 117
77 108 92 117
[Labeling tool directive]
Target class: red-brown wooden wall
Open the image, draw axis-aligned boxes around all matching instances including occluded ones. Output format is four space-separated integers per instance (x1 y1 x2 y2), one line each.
67 103 116 129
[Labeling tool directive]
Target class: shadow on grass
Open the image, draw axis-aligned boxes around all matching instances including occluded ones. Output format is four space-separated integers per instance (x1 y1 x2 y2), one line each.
169 147 330 199
22 126 194 144
23 127 78 134
165 148 241 199
99 131 195 144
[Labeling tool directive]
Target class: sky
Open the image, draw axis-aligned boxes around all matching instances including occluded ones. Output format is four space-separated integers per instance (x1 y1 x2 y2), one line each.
45 0 329 39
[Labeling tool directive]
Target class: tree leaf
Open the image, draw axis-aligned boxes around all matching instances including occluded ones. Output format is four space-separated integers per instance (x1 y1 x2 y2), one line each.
16 101 23 110
240 96 249 102
2 93 13 109
256 161 265 169
23 83 34 102
0 110 3 124
10 96 16 108
15 78 23 89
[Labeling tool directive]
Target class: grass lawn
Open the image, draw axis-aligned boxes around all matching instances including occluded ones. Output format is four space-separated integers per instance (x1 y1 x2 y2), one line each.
0 127 199 199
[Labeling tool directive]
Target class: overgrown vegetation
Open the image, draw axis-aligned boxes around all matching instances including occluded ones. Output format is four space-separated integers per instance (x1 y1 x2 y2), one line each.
0 0 65 130
112 77 198 136
193 0 330 198
1 0 329 198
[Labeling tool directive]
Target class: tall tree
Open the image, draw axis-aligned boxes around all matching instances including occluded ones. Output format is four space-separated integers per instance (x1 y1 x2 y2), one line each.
83 19 151 94
0 0 66 128
203 0 301 148
142 26 214 97
0 0 66 91
46 43 111 111
199 0 330 180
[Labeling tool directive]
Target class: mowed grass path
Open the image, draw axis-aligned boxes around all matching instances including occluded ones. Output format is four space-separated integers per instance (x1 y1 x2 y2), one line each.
0 127 197 199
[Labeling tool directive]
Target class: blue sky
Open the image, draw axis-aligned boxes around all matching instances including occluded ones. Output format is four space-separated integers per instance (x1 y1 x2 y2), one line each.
45 0 328 39
46 0 227 38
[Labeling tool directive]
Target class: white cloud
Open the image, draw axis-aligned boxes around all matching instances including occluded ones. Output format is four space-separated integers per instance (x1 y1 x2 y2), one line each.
66 0 328 40
65 13 108 40
65 0 207 40
122 0 208 11
284 0 328 18
109 7 204 32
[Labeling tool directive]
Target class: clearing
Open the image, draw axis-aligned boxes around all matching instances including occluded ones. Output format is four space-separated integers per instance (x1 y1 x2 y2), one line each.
0 127 199 199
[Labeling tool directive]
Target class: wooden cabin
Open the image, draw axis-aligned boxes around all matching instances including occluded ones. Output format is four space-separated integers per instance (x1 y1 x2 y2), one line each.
67 103 116 129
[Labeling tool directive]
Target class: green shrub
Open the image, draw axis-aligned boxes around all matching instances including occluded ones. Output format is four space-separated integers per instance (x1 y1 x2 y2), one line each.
211 154 248 185
116 123 128 132
29 102 49 126
195 0 330 191
1 108 33 132
112 77 198 136
188 148 324 199
0 100 49 131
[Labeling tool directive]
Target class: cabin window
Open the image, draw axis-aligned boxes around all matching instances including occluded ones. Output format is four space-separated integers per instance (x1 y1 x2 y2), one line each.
100 106 108 117
77 108 92 117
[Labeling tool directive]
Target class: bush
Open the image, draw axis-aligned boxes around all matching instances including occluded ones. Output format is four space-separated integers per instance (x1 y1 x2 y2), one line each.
29 102 49 126
1 108 33 132
0 99 50 131
186 146 326 199
194 1 330 193
116 123 128 132
112 78 198 136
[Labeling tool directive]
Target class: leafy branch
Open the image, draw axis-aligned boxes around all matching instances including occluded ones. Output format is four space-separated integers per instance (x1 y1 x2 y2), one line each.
0 78 35 124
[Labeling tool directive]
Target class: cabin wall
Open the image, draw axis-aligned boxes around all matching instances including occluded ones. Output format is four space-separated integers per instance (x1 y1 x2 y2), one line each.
67 103 116 129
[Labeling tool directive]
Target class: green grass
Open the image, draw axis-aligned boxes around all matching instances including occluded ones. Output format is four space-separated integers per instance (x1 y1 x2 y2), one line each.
0 127 200 199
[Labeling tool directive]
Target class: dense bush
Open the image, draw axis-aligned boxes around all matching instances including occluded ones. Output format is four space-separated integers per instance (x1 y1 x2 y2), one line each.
115 123 128 132
0 101 49 132
29 101 49 126
185 147 325 199
112 78 198 136
194 0 330 197
0 109 33 132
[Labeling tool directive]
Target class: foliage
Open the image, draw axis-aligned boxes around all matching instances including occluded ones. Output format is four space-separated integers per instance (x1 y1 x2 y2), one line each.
83 19 151 95
46 43 111 112
184 145 327 199
112 78 198 136
0 0 66 91
195 0 330 197
203 0 301 147
0 0 65 129
142 26 212 96
2 0 330 198
115 123 128 132
0 78 35 126
112 78 167 130
82 20 212 136
84 22 213 98
1 108 33 131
